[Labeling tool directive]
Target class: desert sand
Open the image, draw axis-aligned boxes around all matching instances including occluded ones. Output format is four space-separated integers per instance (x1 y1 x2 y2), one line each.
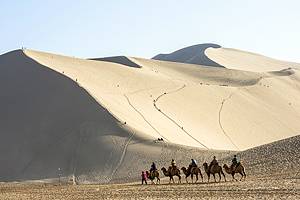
0 44 300 198
0 135 299 199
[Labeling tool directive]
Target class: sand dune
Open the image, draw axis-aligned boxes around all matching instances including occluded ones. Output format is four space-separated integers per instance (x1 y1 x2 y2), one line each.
152 43 223 67
0 45 300 183
230 135 300 178
0 50 138 183
206 47 300 72
90 56 141 68
1 135 299 199
153 43 300 72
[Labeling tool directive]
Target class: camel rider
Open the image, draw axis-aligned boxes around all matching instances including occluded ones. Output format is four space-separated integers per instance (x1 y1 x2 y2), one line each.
209 156 218 171
190 159 198 168
150 162 157 172
171 159 176 169
231 155 238 170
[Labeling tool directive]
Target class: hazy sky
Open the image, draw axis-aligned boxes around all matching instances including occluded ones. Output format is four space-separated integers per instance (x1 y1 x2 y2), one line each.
1 0 300 62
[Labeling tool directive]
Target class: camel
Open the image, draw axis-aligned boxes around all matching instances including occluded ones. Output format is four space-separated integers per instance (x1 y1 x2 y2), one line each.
161 167 181 184
223 164 246 181
203 162 226 182
146 170 160 184
181 166 203 183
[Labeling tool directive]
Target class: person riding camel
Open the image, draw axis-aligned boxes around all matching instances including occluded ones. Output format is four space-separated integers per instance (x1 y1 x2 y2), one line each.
209 156 218 171
171 159 177 170
231 155 239 171
190 159 198 168
188 159 198 172
150 162 157 172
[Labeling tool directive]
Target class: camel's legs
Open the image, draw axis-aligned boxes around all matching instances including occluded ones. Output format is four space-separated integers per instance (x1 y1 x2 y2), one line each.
207 173 210 183
238 172 244 181
191 174 193 183
232 173 237 181
200 171 203 182
213 174 216 182
217 172 221 182
185 176 188 183
221 171 226 182
243 169 246 180
195 174 198 183
178 175 181 184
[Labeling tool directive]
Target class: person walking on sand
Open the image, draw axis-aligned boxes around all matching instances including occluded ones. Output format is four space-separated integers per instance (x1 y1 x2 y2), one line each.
141 171 147 185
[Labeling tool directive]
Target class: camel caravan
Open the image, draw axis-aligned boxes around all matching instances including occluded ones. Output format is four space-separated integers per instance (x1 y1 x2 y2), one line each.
141 155 246 184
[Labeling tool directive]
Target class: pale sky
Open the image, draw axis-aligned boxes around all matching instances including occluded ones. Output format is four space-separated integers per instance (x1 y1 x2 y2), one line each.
1 0 300 62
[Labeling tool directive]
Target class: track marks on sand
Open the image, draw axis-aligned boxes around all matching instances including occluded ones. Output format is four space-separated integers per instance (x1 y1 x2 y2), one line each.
124 94 168 141
218 91 240 150
109 127 135 182
153 84 209 150
110 93 172 182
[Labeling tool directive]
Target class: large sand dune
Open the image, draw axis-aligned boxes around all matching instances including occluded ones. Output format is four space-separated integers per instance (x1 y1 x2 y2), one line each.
0 50 138 182
153 43 300 72
0 45 300 183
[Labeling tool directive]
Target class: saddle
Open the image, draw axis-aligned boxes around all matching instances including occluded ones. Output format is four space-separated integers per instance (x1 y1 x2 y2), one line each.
231 162 240 171
209 163 220 172
148 170 156 178
169 166 179 174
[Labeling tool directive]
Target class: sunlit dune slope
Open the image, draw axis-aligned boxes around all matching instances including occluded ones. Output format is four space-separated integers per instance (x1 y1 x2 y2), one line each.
206 47 300 72
25 49 300 151
1 47 300 183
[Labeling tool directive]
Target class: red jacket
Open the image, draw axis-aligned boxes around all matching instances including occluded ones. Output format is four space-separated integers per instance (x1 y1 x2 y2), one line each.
141 172 147 180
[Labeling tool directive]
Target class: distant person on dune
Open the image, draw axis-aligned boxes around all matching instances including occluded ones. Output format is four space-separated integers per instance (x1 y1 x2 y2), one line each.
141 171 147 185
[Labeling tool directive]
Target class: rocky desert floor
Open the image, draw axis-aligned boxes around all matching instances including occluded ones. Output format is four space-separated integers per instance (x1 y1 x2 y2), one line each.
1 135 299 199
1 175 299 200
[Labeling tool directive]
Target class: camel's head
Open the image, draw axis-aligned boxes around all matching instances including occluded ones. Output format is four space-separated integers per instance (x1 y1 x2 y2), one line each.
181 167 186 171
203 162 208 167
223 164 228 169
161 167 166 171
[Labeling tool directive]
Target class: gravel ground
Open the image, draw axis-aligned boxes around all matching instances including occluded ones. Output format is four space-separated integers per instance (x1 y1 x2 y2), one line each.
1 135 299 199
0 175 299 200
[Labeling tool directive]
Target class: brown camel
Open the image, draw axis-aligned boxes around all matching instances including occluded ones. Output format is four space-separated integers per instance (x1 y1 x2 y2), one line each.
161 167 181 184
203 162 226 182
181 166 203 183
146 170 160 184
223 164 246 181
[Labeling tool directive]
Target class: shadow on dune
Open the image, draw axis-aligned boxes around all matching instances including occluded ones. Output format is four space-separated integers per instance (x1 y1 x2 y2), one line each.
0 50 134 182
90 56 141 68
152 43 223 67
268 68 295 76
